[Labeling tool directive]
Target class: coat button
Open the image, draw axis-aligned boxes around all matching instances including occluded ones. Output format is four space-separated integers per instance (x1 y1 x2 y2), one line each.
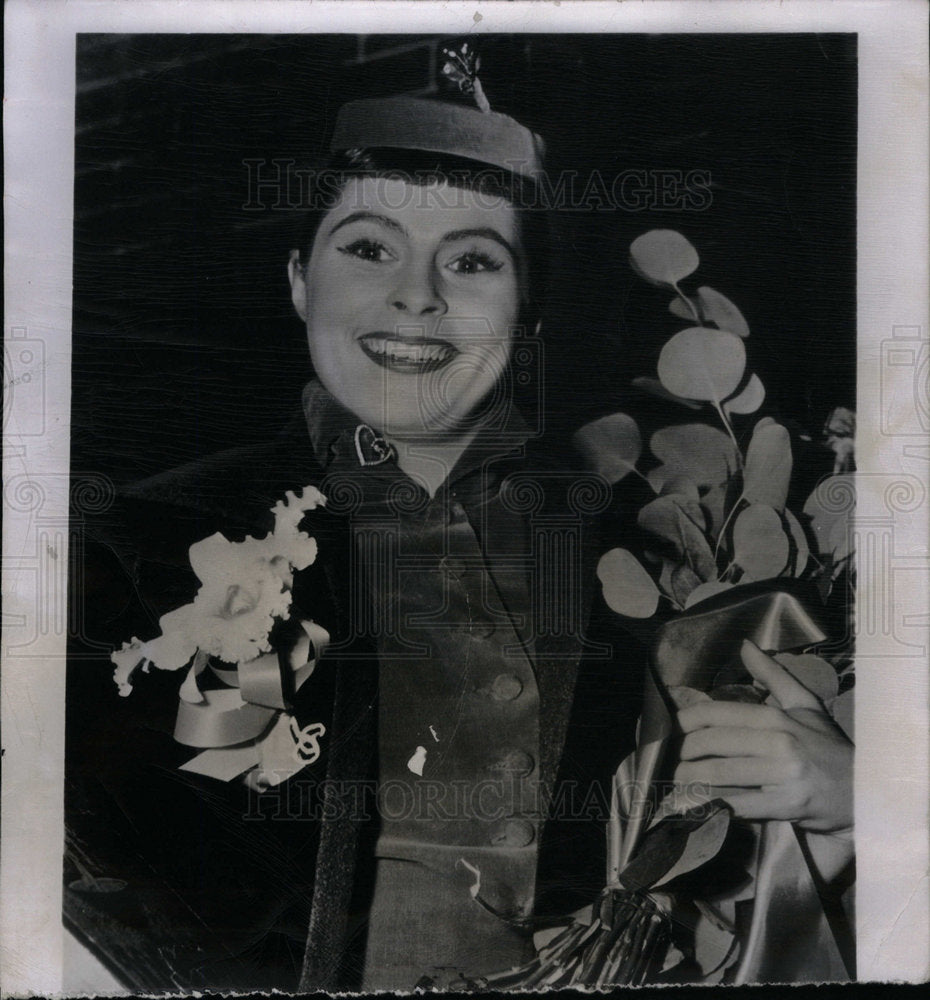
489 673 523 701
489 819 535 848
446 500 466 525
439 555 467 578
489 749 535 777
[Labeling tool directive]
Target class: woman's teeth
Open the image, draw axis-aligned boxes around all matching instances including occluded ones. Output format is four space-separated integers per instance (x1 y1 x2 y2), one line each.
362 338 455 364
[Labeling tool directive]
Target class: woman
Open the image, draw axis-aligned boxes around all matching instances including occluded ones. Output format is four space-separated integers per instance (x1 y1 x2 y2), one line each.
280 92 607 989
74 55 853 992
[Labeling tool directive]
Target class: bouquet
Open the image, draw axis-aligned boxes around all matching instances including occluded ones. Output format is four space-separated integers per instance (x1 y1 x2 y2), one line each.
487 230 855 988
111 485 330 788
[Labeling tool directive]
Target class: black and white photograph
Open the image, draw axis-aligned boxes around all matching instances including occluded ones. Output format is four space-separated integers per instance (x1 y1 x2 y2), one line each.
3 1 928 995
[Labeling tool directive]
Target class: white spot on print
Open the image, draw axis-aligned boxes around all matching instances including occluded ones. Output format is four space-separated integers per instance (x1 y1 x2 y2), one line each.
457 858 482 898
407 745 428 776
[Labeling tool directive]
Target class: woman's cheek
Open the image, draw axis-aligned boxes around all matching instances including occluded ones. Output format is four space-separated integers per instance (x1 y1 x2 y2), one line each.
448 283 519 341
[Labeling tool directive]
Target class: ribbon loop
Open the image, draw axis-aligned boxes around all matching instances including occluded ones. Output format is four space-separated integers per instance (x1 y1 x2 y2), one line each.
174 619 331 782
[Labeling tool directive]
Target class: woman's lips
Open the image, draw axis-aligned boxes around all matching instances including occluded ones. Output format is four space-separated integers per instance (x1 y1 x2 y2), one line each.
359 333 458 374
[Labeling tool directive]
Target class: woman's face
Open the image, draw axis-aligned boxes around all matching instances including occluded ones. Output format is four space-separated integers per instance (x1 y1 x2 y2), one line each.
289 176 522 438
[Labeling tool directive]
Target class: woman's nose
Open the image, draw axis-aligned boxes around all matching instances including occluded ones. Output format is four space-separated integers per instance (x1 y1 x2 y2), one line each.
387 260 446 316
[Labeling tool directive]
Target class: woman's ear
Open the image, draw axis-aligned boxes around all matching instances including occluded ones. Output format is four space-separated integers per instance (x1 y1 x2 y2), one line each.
287 249 308 322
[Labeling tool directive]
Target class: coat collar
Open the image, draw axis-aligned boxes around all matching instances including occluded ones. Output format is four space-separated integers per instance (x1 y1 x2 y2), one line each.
301 379 534 486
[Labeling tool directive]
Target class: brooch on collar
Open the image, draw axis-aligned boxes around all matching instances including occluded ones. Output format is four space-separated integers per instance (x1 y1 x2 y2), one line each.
354 424 396 467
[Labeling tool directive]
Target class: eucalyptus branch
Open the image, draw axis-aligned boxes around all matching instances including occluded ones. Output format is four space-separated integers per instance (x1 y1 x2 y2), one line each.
631 466 660 493
672 282 701 325
712 399 741 456
713 494 745 564
662 591 685 613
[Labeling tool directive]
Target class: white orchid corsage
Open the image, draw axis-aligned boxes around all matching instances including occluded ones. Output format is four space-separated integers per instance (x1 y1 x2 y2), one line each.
111 485 329 787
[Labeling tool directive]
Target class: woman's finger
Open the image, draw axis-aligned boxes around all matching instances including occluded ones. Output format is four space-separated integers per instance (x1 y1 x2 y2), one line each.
715 788 810 823
675 756 793 789
741 639 822 711
680 725 797 761
678 699 787 734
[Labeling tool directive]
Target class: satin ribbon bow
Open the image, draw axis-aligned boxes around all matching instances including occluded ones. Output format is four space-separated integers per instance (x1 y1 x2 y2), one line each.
626 584 851 983
173 619 330 786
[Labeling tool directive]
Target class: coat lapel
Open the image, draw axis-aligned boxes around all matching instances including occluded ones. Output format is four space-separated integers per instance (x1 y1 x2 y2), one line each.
299 648 378 991
530 476 611 804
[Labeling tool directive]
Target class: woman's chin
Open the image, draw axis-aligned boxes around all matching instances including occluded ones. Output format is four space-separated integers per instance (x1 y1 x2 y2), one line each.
381 413 469 441
348 395 479 440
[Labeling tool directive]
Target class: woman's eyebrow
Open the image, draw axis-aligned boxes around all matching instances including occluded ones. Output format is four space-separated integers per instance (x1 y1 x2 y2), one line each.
327 215 517 261
441 227 517 260
328 212 408 238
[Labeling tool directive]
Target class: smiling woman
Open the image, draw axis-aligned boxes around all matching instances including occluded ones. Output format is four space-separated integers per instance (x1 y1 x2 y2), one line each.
289 175 522 448
291 148 548 434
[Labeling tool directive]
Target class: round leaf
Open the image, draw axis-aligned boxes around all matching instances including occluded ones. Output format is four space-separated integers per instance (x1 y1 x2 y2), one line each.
694 286 750 338
694 913 739 980
732 503 790 581
629 229 699 287
650 423 739 488
657 558 703 608
668 295 701 323
673 564 704 607
723 373 766 415
632 376 703 410
642 486 706 531
828 514 854 567
802 474 856 559
572 412 642 485
639 496 715 581
670 287 751 339
597 548 660 618
743 420 792 511
684 579 735 609
652 806 732 889
784 508 810 577
700 483 729 540
657 327 746 404
657 474 701 505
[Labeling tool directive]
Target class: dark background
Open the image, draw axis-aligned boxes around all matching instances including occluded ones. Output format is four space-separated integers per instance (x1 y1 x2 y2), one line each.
72 33 857 485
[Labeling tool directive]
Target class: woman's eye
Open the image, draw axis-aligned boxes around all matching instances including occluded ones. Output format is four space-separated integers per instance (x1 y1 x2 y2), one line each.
446 250 505 275
338 239 395 263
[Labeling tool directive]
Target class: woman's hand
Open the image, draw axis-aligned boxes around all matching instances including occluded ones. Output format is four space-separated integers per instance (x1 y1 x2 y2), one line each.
674 639 853 835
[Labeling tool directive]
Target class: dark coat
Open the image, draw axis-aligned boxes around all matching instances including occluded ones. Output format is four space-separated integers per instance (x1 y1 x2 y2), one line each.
65 411 653 992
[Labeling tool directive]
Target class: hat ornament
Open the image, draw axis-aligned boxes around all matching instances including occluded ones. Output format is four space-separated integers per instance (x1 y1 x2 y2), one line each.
441 42 491 113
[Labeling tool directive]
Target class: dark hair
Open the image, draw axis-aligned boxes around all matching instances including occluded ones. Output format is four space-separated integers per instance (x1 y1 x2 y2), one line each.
294 147 550 333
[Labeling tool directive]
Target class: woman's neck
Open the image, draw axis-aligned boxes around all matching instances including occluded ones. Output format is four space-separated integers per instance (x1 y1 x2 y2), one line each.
387 427 481 498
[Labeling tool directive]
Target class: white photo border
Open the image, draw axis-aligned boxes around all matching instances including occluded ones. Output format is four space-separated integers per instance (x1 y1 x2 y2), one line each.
3 0 928 991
